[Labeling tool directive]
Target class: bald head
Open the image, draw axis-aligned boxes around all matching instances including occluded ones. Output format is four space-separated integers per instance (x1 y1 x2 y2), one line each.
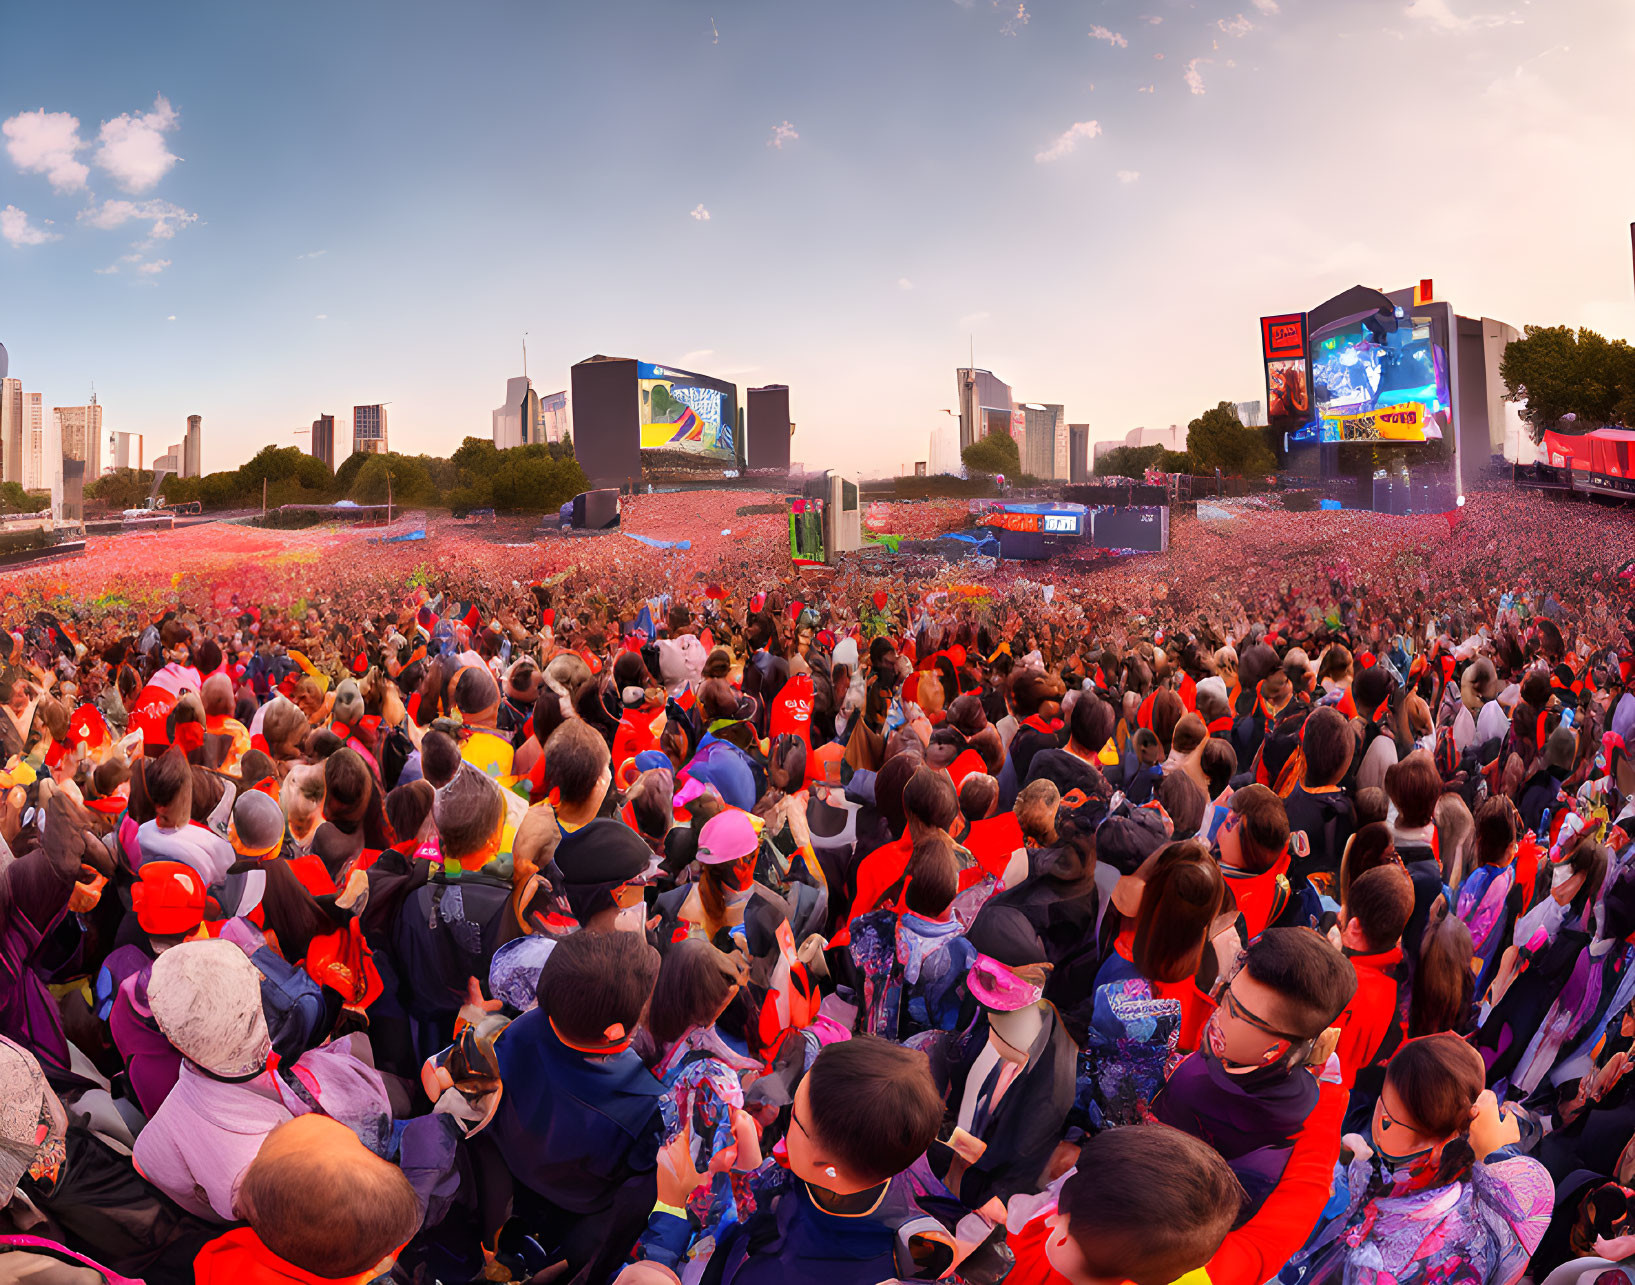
236 1115 421 1278
202 672 234 718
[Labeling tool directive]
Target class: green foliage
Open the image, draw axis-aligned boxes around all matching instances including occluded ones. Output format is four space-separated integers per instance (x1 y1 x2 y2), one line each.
961 430 1021 476
144 436 587 516
1093 444 1194 477
0 481 51 514
1186 402 1277 476
85 469 155 510
1500 325 1635 442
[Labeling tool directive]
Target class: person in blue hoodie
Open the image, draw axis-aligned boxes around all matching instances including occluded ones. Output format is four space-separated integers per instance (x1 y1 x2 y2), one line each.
491 926 666 1285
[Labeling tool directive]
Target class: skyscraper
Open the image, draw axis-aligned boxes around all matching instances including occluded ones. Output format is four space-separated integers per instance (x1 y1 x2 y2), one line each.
0 378 21 485
956 368 1015 453
353 404 388 456
311 414 335 470
492 378 539 450
183 414 203 478
22 394 43 491
53 400 103 480
112 432 143 471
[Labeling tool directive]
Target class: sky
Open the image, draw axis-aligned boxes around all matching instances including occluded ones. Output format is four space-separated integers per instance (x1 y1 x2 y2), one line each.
3 0 1633 477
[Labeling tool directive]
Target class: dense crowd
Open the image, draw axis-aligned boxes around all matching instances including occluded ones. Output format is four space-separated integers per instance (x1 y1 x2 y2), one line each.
2 487 1635 1285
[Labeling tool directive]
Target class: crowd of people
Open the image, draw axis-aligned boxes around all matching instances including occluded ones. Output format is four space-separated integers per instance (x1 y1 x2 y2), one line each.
2 486 1635 1285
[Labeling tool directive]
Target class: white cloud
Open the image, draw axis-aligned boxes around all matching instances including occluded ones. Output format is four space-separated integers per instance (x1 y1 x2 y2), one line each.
898 277 914 290
95 264 120 275
78 198 198 240
1184 58 1211 94
1140 14 1163 22
167 315 176 321
1405 0 1519 29
689 203 711 221
1000 3 1028 36
1251 0 1279 12
1155 52 1166 59
1 204 59 246
1138 84 1156 93
1034 119 1102 163
1217 14 1255 37
2 109 88 192
315 314 328 320
297 249 327 260
135 258 171 275
1088 25 1128 47
768 121 799 149
960 311 991 327
1117 170 1141 183
95 95 180 193
681 349 716 365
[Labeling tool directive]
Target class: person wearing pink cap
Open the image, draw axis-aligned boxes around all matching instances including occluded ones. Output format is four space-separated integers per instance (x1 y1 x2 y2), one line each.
652 807 819 1059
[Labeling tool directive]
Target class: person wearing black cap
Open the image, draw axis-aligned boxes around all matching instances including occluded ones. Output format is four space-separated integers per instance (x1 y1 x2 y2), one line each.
916 902 1077 1210
553 817 654 934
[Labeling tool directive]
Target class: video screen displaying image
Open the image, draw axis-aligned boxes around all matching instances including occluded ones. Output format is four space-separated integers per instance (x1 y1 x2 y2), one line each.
1267 359 1310 420
789 497 825 566
638 362 739 462
1309 312 1449 444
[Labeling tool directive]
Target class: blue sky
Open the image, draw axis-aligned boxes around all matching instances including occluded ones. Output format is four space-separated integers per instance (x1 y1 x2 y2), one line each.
3 0 1632 476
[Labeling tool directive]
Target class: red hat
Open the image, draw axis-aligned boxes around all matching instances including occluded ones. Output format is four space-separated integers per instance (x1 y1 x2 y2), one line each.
872 591 889 611
750 593 767 614
129 685 177 754
705 584 726 601
462 605 480 631
69 704 109 749
541 607 556 627
131 861 207 936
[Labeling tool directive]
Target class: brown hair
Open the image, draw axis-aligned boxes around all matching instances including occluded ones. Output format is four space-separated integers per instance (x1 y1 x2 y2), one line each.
1150 689 1185 754
1242 927 1358 1037
1409 908 1475 1038
1059 1126 1242 1285
1301 706 1355 788
902 765 958 833
958 772 999 823
1199 737 1238 798
1229 784 1290 873
1171 712 1208 758
1385 750 1442 829
1344 864 1414 953
1339 821 1400 905
902 832 959 918
1133 841 1224 984
646 938 742 1050
1473 797 1518 867
545 718 611 807
1385 1031 1485 1147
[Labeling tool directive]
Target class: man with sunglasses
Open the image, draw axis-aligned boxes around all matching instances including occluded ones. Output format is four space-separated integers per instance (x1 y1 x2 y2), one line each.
1153 928 1356 1218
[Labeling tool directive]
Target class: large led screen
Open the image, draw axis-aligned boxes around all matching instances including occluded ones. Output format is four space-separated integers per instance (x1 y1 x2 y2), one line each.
638 362 739 462
1307 311 1450 444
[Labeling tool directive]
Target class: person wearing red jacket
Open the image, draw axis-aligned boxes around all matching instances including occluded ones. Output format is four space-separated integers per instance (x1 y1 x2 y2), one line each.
1331 864 1415 1090
1007 1081 1348 1285
193 1114 420 1285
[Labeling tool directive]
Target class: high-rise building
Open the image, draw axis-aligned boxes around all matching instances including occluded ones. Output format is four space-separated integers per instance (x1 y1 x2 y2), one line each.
183 414 203 478
153 443 181 476
1068 424 1090 483
53 399 103 480
0 378 21 484
492 377 540 450
22 394 43 491
44 410 64 516
541 390 570 445
1020 403 1067 479
311 414 335 470
112 432 144 471
956 368 1015 453
928 422 962 476
353 404 388 455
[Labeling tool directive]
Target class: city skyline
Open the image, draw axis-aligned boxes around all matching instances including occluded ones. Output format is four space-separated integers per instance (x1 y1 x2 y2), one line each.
3 0 1633 478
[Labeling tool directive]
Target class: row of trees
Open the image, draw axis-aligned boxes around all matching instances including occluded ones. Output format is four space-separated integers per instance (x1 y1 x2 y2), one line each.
1500 325 1635 440
85 437 589 516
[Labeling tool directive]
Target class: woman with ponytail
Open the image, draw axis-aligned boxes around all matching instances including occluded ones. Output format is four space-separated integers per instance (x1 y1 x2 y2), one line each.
1288 1033 1552 1285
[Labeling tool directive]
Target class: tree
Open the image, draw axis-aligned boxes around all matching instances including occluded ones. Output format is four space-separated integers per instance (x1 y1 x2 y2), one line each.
1187 402 1276 475
961 429 1021 477
1094 444 1193 477
1500 325 1635 442
0 481 49 514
